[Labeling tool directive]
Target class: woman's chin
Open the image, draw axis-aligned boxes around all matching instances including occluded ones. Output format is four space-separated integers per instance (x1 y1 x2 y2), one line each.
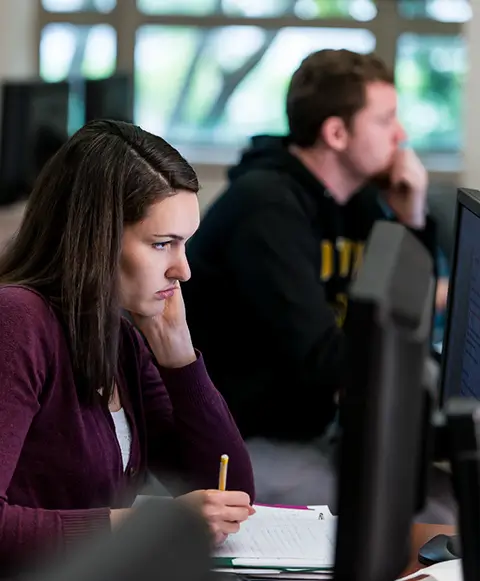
122 298 166 318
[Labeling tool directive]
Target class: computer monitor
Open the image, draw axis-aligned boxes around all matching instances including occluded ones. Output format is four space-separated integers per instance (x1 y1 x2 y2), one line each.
24 497 213 581
334 221 435 581
395 190 480 568
440 188 480 405
0 80 69 205
85 74 133 124
416 188 480 566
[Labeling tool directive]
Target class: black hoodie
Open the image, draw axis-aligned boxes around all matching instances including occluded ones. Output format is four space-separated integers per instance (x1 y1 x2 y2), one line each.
183 136 437 441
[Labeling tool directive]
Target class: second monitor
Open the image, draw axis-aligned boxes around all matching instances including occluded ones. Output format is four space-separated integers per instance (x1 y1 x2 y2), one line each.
0 80 69 204
440 188 480 404
85 74 133 124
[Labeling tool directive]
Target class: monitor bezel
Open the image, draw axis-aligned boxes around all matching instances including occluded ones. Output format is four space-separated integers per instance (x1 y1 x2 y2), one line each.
439 187 480 407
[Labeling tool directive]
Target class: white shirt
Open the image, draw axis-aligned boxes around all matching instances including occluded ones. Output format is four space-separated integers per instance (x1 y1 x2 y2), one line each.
110 408 132 471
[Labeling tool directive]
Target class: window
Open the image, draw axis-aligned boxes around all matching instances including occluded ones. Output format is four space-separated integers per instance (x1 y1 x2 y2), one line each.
135 26 375 145
137 0 377 20
38 0 467 163
40 24 116 81
42 0 116 12
396 34 466 151
40 23 116 133
398 0 471 22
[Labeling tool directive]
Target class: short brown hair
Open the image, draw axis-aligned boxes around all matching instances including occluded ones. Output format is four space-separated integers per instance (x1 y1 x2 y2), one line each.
286 49 394 147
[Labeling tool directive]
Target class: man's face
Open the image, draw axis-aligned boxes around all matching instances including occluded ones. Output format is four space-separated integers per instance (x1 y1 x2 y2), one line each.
341 81 406 180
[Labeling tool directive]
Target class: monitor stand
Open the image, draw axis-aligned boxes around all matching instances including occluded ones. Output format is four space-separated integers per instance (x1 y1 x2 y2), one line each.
418 534 460 566
419 397 480 572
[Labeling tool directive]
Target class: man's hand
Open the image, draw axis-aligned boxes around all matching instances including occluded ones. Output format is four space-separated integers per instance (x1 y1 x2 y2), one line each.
384 148 428 229
436 277 449 312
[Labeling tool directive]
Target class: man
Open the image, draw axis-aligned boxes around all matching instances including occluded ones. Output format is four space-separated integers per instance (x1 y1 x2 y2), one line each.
183 50 436 499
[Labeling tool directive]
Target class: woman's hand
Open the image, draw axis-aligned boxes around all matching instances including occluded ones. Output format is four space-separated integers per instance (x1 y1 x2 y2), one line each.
110 508 132 528
132 283 196 368
177 490 255 545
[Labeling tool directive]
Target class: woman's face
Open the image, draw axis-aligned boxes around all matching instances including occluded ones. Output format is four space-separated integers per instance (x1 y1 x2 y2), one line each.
119 191 200 316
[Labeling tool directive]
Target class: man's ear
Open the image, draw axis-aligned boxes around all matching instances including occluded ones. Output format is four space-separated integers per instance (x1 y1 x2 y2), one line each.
320 116 349 152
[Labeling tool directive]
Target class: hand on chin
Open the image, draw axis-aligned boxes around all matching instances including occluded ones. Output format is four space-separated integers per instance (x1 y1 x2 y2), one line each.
123 296 166 322
126 285 197 368
371 148 428 229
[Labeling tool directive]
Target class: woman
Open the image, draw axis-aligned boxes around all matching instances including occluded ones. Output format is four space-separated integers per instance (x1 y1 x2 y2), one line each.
0 120 254 568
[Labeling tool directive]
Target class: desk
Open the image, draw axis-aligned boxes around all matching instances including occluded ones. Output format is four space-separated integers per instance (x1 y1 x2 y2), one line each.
404 523 456 576
223 523 455 579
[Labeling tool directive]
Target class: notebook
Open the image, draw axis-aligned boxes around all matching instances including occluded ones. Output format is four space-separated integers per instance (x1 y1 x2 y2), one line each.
213 504 336 577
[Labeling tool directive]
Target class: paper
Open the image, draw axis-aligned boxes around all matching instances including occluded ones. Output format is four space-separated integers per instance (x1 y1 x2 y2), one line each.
308 505 334 519
252 505 333 522
216 570 332 579
216 571 331 579
214 517 336 565
397 559 462 581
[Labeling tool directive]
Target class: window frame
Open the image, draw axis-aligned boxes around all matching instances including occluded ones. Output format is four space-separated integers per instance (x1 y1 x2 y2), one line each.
36 0 465 173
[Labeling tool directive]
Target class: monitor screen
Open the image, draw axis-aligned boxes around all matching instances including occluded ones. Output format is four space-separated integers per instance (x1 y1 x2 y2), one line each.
85 74 133 124
0 81 69 204
442 191 480 403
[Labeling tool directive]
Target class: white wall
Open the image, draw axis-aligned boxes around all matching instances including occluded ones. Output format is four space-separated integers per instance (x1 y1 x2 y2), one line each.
463 2 480 189
195 164 228 214
0 0 37 80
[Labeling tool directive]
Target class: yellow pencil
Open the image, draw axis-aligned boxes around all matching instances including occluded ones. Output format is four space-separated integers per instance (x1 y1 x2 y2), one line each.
218 454 229 491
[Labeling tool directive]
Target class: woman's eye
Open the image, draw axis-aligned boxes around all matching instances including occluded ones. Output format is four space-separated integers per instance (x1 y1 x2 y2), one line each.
152 241 171 250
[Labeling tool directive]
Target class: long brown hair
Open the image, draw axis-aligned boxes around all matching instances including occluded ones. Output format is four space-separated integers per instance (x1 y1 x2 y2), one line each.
0 120 199 402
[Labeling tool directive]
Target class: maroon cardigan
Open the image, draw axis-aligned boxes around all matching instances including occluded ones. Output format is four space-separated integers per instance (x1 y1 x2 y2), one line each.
0 286 254 566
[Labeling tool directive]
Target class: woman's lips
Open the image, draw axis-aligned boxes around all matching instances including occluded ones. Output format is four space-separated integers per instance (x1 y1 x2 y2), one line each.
155 287 176 300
